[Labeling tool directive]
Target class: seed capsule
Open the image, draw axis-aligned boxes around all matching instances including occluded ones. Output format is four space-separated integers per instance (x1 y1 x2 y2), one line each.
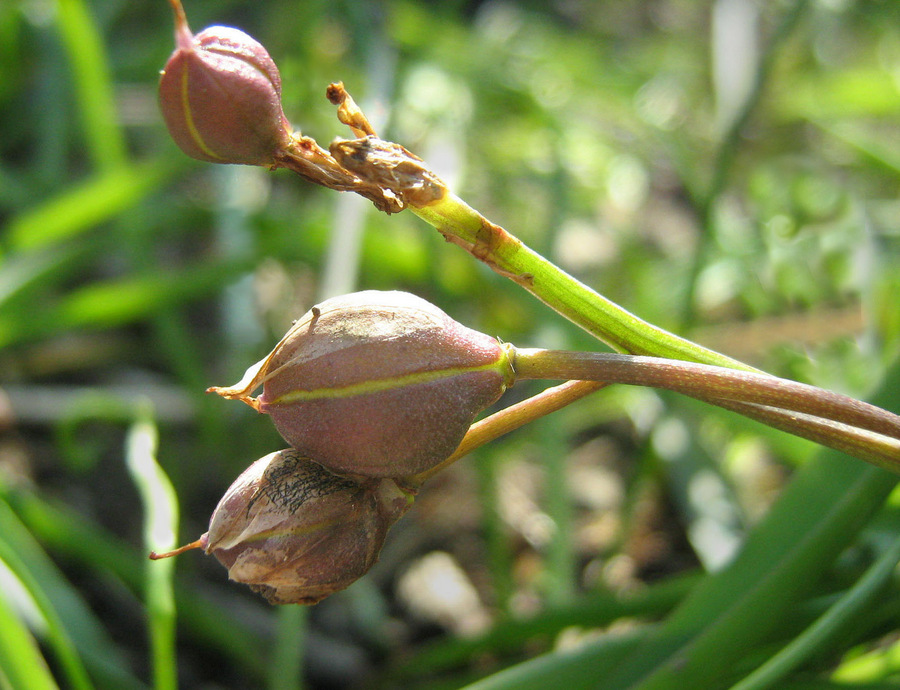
158 0 292 165
209 291 515 479
202 448 413 604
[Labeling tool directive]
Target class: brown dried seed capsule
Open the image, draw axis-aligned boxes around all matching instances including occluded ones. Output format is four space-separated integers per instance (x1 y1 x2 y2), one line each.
209 291 515 479
158 0 292 165
202 448 413 605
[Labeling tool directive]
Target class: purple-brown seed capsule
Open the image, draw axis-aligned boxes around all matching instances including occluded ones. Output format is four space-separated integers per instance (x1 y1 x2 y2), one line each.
208 291 515 479
158 0 292 166
202 448 412 605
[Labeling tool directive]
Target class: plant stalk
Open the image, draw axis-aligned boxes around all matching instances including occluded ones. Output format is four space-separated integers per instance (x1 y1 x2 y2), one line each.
287 85 900 475
408 380 607 486
322 84 755 371
411 193 757 372
511 348 900 470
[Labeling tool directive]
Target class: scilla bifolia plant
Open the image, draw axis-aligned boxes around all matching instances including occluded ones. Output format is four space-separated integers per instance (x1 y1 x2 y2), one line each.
153 286 900 601
153 0 900 604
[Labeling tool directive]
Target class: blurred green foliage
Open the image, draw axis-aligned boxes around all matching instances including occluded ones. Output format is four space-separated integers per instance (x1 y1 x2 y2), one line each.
2 0 900 688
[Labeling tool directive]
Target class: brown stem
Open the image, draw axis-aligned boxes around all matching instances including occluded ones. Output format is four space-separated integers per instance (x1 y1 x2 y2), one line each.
697 397 900 472
167 0 192 50
512 348 900 442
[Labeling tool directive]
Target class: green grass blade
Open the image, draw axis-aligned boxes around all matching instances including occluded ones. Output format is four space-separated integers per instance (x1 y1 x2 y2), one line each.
54 0 127 171
729 531 900 690
124 409 178 690
0 502 95 690
459 626 650 690
832 633 900 682
0 496 146 688
55 261 252 328
4 160 172 253
1 486 266 680
0 256 253 348
387 572 697 681
269 606 306 690
538 415 576 604
0 573 59 690
0 244 84 308
612 465 895 689
475 447 515 613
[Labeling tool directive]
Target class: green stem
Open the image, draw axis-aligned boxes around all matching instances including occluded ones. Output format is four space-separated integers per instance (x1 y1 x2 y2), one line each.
411 194 757 371
319 85 758 372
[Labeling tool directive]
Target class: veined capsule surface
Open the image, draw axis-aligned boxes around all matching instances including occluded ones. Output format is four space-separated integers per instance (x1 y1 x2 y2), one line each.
203 448 413 604
159 1 292 165
209 291 515 479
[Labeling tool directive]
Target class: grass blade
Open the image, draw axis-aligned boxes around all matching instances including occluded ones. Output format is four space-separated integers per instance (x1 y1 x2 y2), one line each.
124 408 178 690
0 569 59 690
729 532 900 690
269 606 306 690
0 502 95 690
54 0 127 171
4 161 171 253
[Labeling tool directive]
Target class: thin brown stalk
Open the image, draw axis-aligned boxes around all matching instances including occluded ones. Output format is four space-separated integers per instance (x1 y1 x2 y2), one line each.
407 380 607 486
698 397 900 473
512 349 900 442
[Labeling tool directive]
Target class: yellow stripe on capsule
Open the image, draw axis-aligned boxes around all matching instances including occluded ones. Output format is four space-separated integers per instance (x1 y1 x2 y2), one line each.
269 361 509 405
180 68 224 160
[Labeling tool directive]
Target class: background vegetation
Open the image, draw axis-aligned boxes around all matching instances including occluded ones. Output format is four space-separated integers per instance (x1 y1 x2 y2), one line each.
2 0 900 688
